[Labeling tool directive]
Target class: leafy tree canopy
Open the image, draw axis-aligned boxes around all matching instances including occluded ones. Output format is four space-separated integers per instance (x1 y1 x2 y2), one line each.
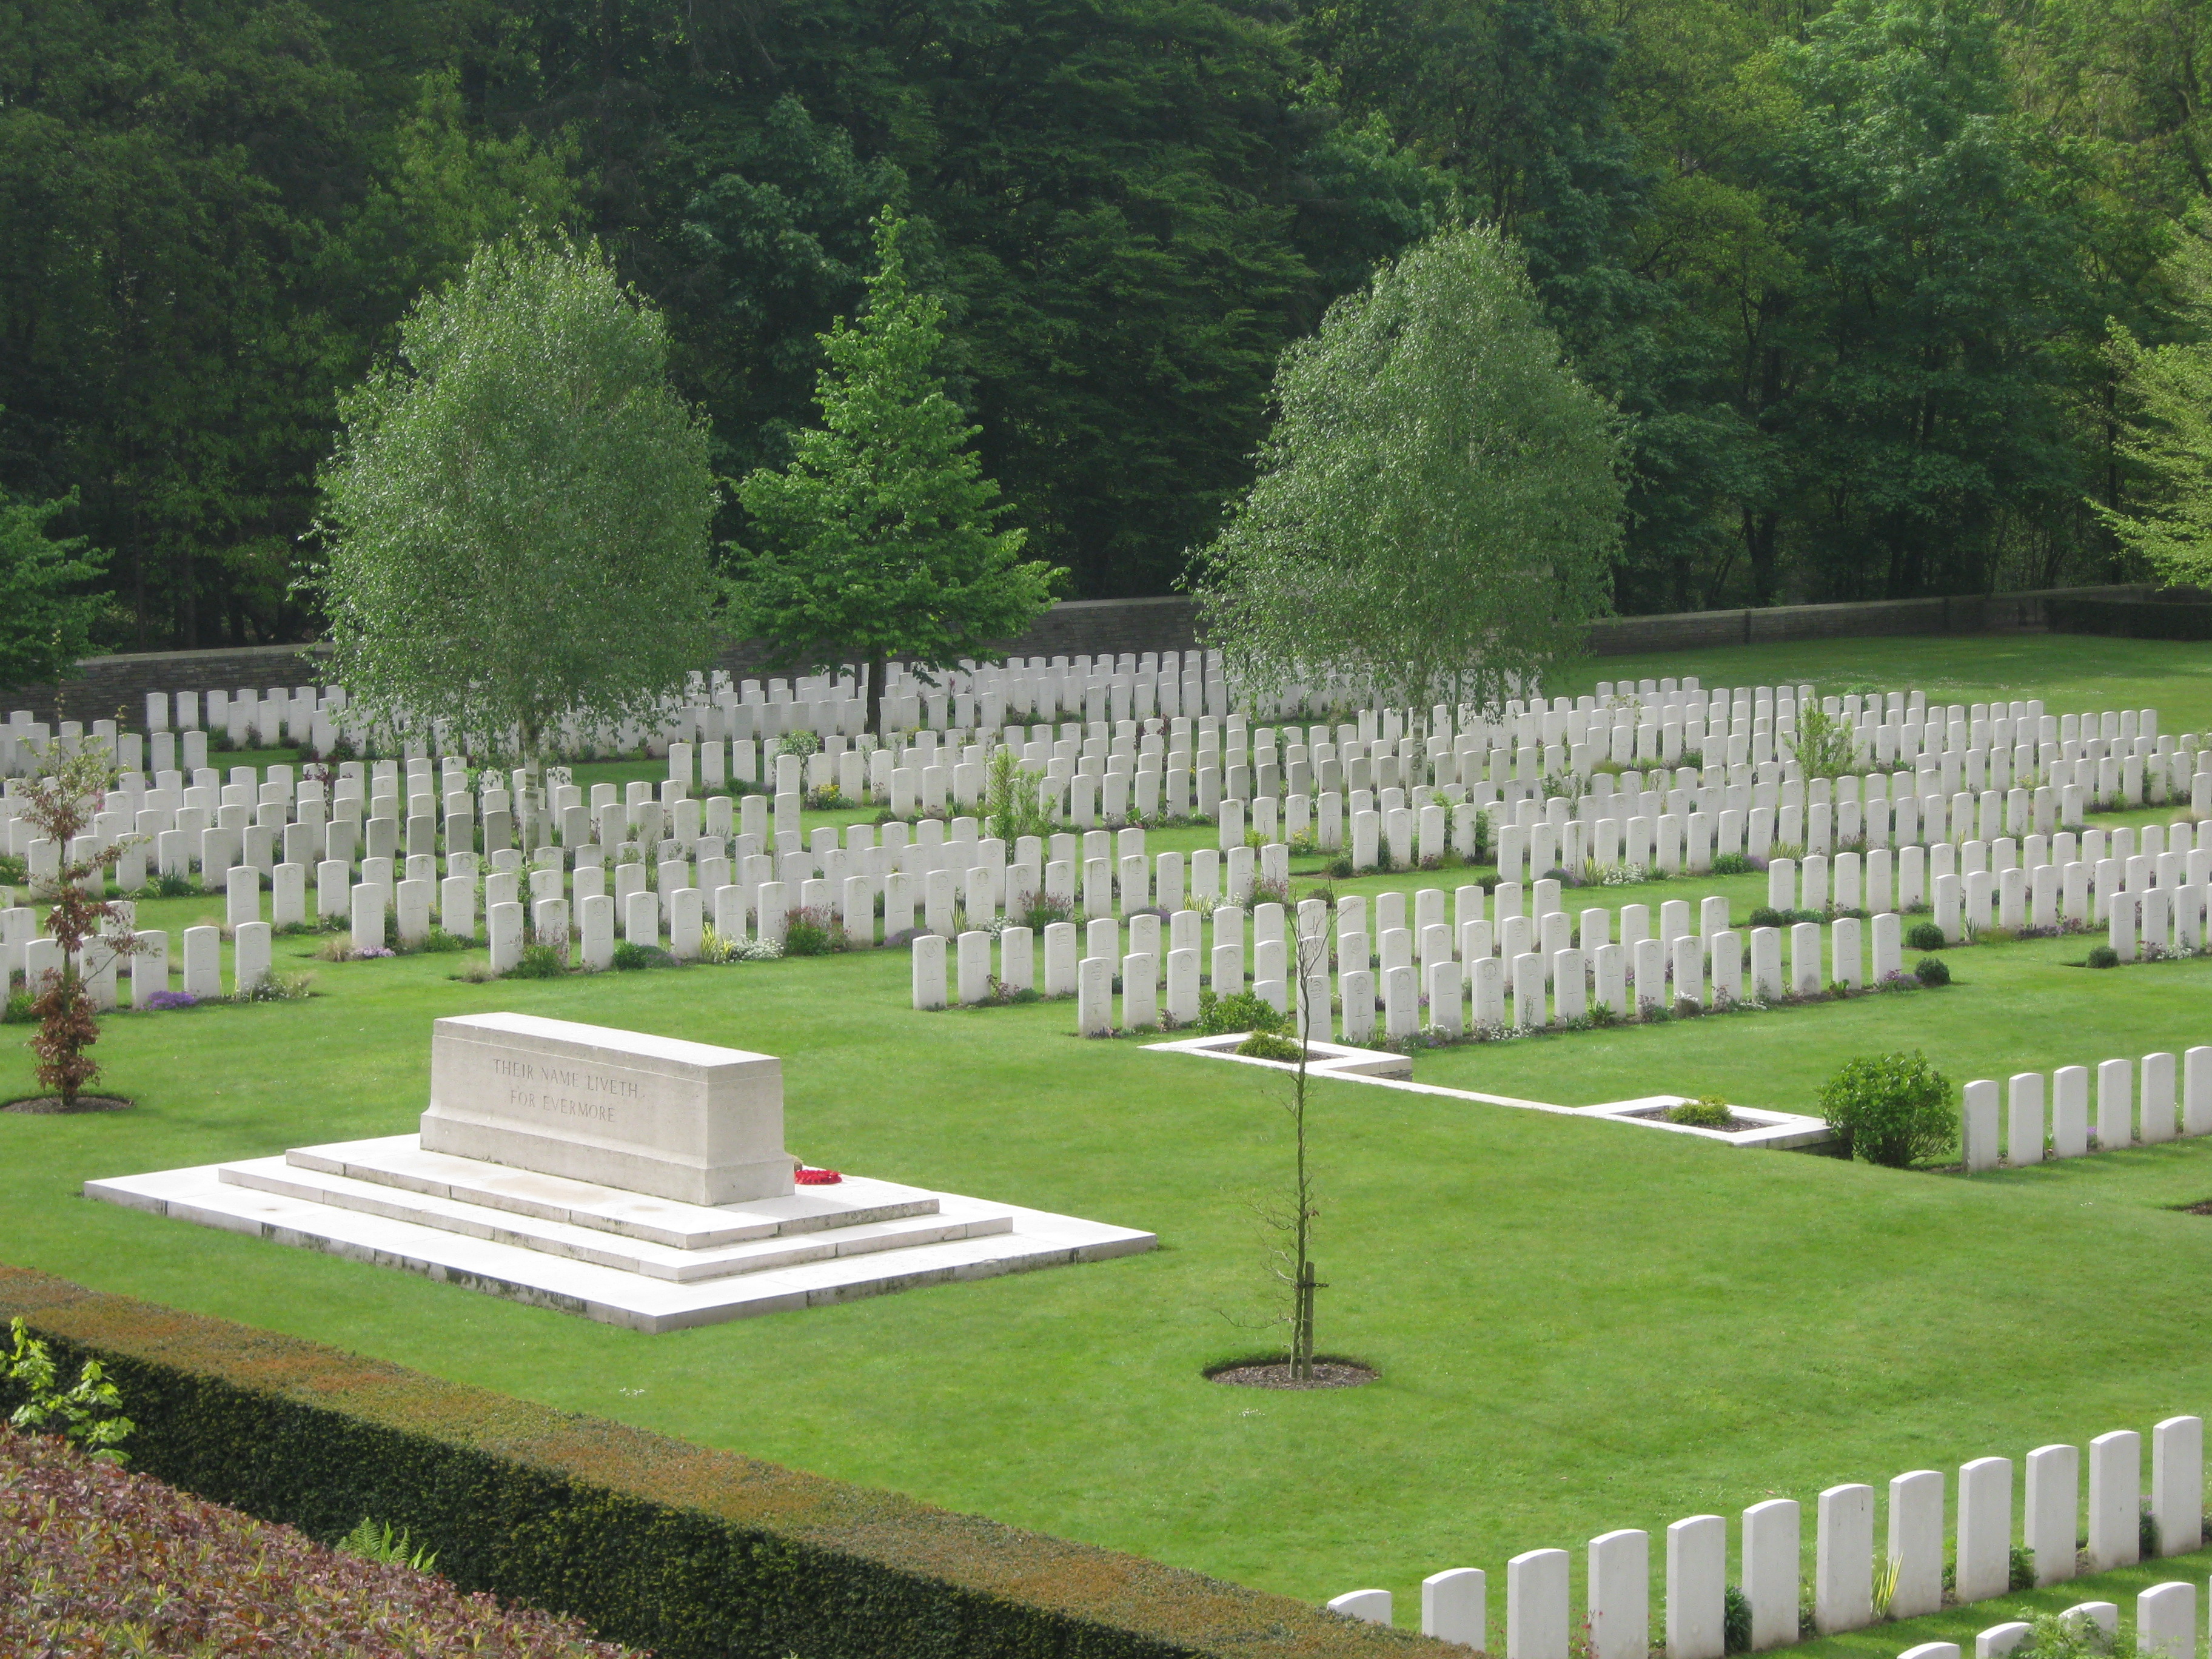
1196 222 1624 709
313 232 718 773
729 214 1061 733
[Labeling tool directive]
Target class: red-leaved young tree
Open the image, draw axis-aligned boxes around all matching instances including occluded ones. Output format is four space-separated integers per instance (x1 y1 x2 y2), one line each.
15 743 144 1109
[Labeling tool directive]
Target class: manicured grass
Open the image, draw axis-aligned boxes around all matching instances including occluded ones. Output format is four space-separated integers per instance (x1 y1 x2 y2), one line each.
1561 633 2212 733
2 632 2209 1638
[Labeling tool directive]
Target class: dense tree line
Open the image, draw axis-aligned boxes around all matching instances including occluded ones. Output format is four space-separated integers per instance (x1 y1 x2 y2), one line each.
1 0 2205 650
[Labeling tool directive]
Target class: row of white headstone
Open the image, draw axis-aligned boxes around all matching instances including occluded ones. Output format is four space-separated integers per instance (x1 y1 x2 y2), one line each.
1324 1416 2205 1654
1962 1050 2212 1168
910 908 1925 1039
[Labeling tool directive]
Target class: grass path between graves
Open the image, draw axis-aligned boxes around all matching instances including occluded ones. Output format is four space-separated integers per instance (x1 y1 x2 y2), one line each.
3 633 2212 1634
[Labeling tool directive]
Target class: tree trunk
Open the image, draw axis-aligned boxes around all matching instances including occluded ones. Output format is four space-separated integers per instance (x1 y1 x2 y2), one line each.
866 652 890 737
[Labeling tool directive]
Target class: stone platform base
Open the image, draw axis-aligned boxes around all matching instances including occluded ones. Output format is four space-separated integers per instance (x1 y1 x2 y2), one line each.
87 1135 1156 1332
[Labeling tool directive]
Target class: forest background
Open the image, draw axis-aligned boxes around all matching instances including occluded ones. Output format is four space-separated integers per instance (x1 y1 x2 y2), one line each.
0 0 2200 652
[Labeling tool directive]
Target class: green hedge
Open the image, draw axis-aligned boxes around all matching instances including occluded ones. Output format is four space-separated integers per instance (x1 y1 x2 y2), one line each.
0 1265 1441 1659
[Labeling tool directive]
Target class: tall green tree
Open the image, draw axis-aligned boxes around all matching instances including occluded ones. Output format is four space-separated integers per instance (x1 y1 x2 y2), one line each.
729 215 1061 736
313 232 717 823
1196 223 1624 709
2100 226 2212 585
0 488 109 711
1764 0 2097 600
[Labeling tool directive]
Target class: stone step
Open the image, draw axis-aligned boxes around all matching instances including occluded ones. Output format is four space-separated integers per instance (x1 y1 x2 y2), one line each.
87 1163 1156 1332
282 1135 937 1249
220 1158 1008 1283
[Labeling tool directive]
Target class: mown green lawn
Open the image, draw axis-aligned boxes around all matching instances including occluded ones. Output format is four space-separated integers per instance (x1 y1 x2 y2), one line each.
3 632 2210 1640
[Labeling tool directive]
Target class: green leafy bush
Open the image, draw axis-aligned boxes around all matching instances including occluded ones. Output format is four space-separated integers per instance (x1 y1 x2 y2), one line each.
2086 944 2120 969
1906 920 1947 951
1196 990 1287 1036
4 1317 133 1465
341 1515 440 1572
1708 854 1755 876
782 907 842 957
609 941 674 971
1748 905 1785 928
1666 1096 1733 1128
776 729 821 758
1817 1051 1956 1168
503 943 567 979
1914 956 1951 987
1235 1031 1304 1061
1017 893 1075 930
1723 1583 1752 1654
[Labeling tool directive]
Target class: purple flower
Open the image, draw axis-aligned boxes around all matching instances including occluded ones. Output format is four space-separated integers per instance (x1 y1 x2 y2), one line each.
142 991 198 1010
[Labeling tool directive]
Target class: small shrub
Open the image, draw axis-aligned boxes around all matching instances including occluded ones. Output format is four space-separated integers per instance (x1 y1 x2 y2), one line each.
1709 853 1755 876
1906 920 1947 951
1723 1583 1752 1654
1666 1096 1733 1128
236 970 314 1003
503 942 567 979
1235 1031 1304 1061
2086 944 2120 969
776 729 821 758
803 783 849 811
1818 1050 1956 1168
1018 892 1076 930
2142 1499 2160 1561
2009 1542 2036 1592
140 991 198 1011
340 1515 438 1573
1 993 32 1025
1247 875 1292 908
2014 1609 2148 1659
4 1318 133 1464
150 871 196 899
1196 989 1287 1036
1749 905 1786 928
609 940 675 971
1326 855 1356 880
1914 955 1951 987
407 927 469 955
782 907 843 957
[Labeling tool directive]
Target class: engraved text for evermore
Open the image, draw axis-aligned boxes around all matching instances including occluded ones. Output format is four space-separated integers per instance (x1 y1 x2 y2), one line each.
491 1056 641 1124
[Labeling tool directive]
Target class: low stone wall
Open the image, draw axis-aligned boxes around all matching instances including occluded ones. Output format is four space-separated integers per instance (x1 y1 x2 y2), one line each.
708 595 1204 679
1 642 335 726
2 584 2164 726
1584 584 2154 658
2046 590 2212 642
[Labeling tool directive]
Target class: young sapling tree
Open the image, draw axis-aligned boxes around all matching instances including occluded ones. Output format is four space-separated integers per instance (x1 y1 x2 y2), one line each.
14 742 146 1109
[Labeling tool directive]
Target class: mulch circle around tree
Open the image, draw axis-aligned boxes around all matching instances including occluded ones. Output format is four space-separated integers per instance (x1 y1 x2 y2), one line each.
1206 1358 1378 1391
4 1096 134 1114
